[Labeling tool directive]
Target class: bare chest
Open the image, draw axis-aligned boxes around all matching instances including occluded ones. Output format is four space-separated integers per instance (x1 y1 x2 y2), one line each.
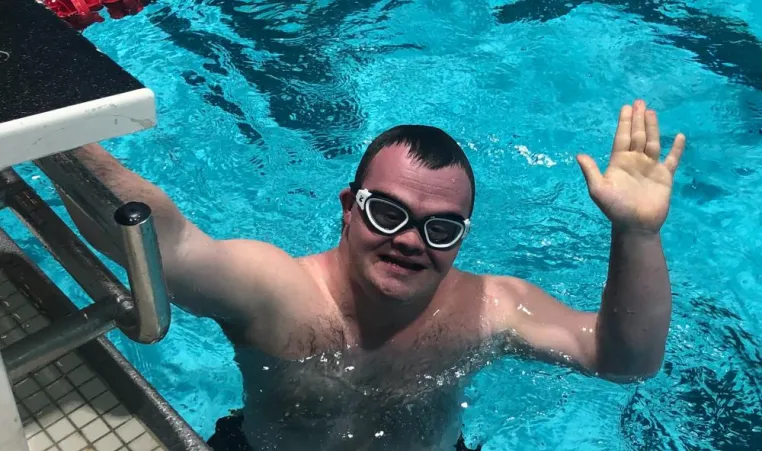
235 328 501 450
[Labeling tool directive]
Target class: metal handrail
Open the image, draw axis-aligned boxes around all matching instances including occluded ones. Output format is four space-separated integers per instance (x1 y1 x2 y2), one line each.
0 157 171 380
35 151 172 343
114 201 171 343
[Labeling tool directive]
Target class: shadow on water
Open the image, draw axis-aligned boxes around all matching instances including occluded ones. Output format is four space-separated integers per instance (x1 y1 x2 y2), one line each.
620 296 762 450
147 0 413 160
494 0 762 92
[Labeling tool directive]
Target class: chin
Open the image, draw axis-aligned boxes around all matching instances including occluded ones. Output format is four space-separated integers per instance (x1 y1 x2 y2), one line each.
368 268 432 304
374 280 416 303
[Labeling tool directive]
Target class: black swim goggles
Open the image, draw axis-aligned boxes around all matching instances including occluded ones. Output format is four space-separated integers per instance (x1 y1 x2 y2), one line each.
353 187 471 250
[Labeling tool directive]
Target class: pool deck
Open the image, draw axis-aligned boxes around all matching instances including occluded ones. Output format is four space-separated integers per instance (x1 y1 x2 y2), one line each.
1 269 163 451
0 220 209 451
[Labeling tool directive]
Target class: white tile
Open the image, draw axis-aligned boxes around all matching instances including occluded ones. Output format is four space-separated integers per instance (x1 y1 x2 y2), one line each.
45 378 74 400
27 431 53 451
17 403 30 421
34 364 63 387
0 314 16 333
12 304 38 322
22 315 50 333
81 418 110 443
79 377 107 400
14 377 41 399
2 292 28 310
115 418 144 444
66 365 95 387
46 417 76 442
127 432 159 450
94 433 123 451
23 390 53 414
102 405 130 429
55 353 83 373
58 390 86 414
68 403 98 428
0 280 16 297
35 405 64 428
23 419 42 439
91 391 119 414
58 431 88 451
2 326 26 344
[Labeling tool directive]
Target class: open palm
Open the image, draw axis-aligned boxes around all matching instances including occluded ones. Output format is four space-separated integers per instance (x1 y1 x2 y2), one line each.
577 100 686 233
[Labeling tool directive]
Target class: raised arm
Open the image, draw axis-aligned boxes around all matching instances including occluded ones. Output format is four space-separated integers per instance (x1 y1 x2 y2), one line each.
58 144 328 354
490 100 686 381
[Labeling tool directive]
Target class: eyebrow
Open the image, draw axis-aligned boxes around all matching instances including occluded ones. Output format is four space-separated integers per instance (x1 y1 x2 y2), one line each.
372 189 467 219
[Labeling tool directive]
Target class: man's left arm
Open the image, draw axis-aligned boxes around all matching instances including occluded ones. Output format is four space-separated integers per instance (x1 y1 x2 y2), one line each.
595 228 671 379
490 100 686 381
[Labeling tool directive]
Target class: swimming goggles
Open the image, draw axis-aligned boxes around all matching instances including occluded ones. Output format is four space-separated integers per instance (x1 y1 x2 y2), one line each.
353 188 471 249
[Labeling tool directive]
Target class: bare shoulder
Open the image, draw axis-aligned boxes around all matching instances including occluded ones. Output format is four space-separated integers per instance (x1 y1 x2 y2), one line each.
181 238 339 356
450 271 590 338
433 270 524 340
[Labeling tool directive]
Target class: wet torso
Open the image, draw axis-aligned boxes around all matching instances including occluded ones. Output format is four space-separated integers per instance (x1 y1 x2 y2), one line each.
229 267 504 450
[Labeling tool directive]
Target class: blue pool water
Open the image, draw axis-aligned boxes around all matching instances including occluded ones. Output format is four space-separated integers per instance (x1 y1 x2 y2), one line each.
4 0 762 449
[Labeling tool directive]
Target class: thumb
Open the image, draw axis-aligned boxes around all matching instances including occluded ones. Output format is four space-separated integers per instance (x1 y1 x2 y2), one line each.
576 154 602 188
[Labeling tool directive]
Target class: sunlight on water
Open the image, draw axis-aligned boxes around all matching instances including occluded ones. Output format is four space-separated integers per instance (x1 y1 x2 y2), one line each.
2 0 760 448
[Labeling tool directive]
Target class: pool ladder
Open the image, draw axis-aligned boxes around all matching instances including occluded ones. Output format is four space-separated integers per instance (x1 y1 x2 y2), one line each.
0 150 173 449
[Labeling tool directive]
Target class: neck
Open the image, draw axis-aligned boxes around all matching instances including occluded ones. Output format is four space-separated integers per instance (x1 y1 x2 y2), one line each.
328 244 437 349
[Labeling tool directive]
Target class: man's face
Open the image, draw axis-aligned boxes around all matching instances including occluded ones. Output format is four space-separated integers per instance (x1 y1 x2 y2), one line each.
341 144 473 303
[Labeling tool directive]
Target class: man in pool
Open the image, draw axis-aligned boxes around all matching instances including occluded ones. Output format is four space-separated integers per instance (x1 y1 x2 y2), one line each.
62 99 685 450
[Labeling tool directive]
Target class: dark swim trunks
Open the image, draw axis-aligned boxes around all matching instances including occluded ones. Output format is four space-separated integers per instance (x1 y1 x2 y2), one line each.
207 414 483 451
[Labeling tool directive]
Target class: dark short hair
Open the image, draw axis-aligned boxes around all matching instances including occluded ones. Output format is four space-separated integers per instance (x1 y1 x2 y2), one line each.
350 125 476 215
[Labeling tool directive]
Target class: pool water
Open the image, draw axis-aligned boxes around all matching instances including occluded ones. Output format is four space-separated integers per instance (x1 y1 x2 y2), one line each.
4 0 762 449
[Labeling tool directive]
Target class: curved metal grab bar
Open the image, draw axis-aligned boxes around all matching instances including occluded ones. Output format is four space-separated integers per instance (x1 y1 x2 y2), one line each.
34 152 171 343
114 201 170 343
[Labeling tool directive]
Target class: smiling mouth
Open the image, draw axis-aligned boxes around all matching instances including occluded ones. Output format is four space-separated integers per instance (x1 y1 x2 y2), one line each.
380 255 425 271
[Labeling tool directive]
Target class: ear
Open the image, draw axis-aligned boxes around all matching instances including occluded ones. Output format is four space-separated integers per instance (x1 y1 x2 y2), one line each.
339 187 355 230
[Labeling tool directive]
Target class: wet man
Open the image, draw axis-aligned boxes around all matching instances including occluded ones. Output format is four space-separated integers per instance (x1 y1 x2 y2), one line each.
63 99 685 450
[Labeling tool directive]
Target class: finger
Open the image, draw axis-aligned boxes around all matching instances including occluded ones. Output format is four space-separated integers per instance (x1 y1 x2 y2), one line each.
644 109 661 160
576 154 603 188
663 133 686 174
629 100 647 152
612 105 633 153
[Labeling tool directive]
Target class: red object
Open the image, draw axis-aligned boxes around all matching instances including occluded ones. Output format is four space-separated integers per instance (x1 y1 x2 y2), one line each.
42 0 145 30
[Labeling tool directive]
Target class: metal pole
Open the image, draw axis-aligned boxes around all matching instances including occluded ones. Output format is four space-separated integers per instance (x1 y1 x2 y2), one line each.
0 167 169 343
35 151 125 257
115 202 170 343
1 301 117 382
0 168 125 307
35 152 171 343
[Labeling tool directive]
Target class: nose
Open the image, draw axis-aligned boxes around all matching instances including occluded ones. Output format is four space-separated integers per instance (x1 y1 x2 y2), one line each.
391 228 426 255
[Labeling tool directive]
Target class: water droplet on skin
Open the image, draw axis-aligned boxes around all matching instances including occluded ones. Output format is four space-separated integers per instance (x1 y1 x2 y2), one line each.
517 304 533 315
